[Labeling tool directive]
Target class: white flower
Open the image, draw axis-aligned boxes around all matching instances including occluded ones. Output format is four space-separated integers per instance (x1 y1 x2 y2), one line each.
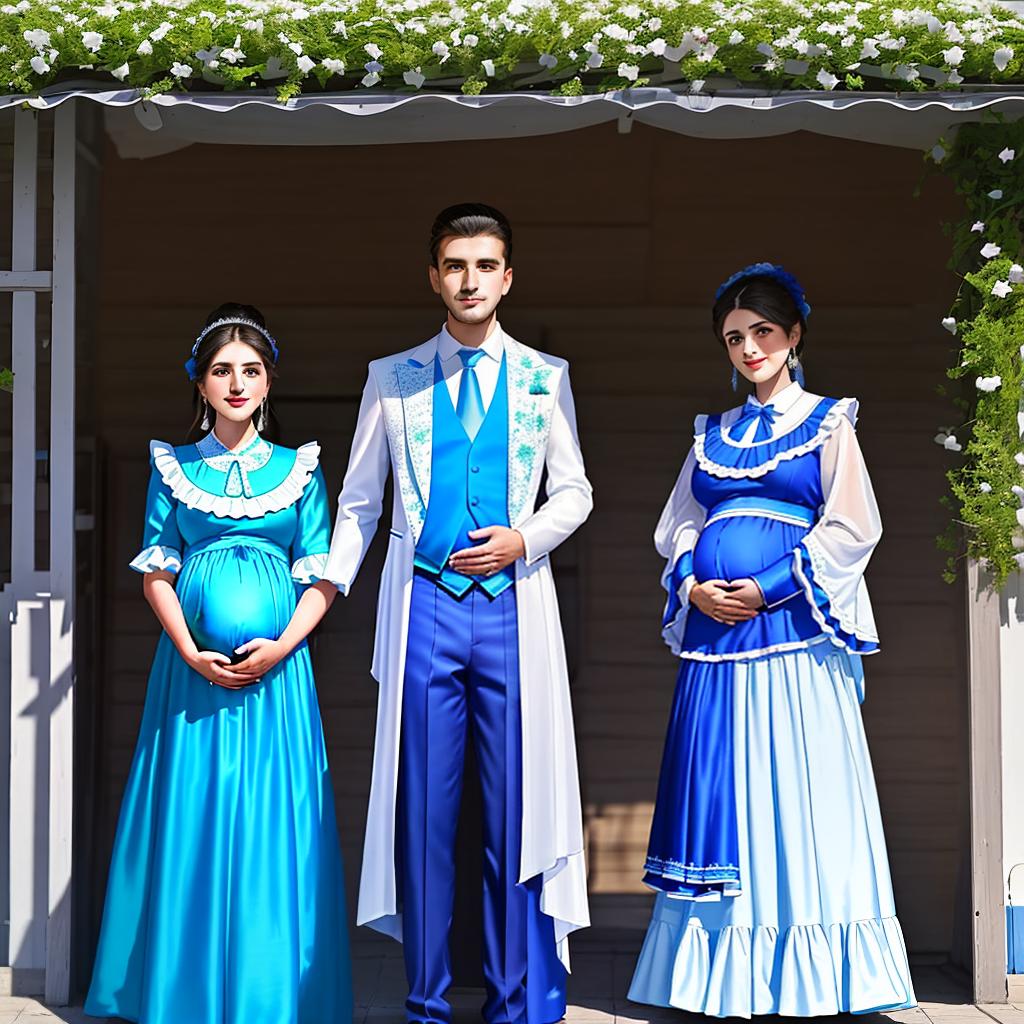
728 29 744 44
994 46 1014 71
332 20 347 37
296 54 314 73
29 54 50 74
941 316 957 334
150 21 173 41
946 23 965 43
361 70 379 86
364 60 382 73
971 220 985 232
586 49 603 68
981 241 1002 259
463 33 478 47
989 189 1004 199
364 42 382 60
931 144 946 162
999 147 1016 163
756 41 775 57
170 60 191 77
895 64 919 81
110 60 129 79
1016 453 1024 467
288 41 302 55
603 23 630 41
980 482 993 493
859 38 880 59
1020 344 1024 360
937 433 962 451
1010 264 1024 284
947 70 964 85
993 280 1013 298
82 30 103 52
220 38 245 64
322 58 344 75
403 66 424 87
539 52 557 68
816 68 840 89
689 78 705 93
618 61 639 80
942 45 964 65
136 38 152 54
243 19 263 33
481 58 495 76
976 375 1003 391
432 40 450 62
24 28 51 48
1015 553 1024 570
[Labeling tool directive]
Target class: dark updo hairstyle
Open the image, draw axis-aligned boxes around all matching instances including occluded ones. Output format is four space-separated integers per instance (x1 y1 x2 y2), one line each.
429 202 513 267
187 302 279 440
711 275 807 359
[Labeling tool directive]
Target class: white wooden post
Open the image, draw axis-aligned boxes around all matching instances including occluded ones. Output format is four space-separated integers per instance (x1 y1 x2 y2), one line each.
1 102 77 1003
969 559 1006 1003
45 100 77 1007
3 106 48 999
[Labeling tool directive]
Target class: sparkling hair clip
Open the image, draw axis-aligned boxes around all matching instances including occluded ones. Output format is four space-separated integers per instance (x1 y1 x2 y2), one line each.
714 262 812 321
184 317 279 380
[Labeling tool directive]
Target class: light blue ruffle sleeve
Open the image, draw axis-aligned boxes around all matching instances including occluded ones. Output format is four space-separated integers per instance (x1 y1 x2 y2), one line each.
130 446 183 574
291 465 331 585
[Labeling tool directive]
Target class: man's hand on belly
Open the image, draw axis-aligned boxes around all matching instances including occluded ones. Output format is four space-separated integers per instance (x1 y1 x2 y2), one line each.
448 526 526 577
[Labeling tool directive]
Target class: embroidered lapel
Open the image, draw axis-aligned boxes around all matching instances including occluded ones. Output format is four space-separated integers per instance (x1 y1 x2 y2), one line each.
375 339 437 541
504 336 557 524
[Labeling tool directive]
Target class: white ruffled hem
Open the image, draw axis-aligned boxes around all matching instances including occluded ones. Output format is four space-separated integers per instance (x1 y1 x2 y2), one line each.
694 398 858 480
291 553 328 585
629 915 915 1019
799 533 880 642
149 438 320 520
129 544 182 574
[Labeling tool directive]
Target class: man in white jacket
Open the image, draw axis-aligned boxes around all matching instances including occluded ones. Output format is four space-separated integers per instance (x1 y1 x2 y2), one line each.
323 203 592 1024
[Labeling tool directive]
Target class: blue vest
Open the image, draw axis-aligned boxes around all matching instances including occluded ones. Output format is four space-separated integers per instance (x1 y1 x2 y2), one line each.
414 354 514 598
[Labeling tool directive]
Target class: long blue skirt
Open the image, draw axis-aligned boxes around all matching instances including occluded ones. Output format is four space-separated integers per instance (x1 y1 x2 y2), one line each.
85 559 351 1024
630 643 915 1018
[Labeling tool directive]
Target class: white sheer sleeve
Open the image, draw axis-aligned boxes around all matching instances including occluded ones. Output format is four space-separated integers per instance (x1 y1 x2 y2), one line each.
654 447 707 655
793 413 881 653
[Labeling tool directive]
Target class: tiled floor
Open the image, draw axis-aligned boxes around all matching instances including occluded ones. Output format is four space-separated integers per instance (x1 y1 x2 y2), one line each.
3 933 1022 1024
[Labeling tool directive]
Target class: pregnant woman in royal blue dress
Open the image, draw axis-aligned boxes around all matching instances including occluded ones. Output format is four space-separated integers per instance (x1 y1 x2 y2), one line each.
629 266 916 1018
85 304 352 1024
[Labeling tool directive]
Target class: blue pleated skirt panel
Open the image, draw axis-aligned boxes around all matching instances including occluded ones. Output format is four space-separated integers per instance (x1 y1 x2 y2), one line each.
630 643 915 1019
85 546 352 1024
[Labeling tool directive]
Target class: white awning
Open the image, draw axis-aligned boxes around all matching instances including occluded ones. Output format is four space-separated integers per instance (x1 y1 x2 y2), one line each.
3 86 1023 158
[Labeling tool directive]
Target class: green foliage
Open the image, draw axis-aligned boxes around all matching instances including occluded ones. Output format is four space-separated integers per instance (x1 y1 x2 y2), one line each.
2 0 1024 102
0 367 12 393
931 117 1024 585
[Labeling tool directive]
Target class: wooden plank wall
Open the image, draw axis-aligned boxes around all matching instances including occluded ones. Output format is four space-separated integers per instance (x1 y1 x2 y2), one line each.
86 123 967 965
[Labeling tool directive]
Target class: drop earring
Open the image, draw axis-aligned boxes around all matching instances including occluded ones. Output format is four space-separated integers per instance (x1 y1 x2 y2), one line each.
200 398 210 431
787 349 805 387
731 366 738 392
257 398 267 433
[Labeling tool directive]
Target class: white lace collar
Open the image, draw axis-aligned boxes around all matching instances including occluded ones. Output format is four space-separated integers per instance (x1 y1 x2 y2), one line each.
195 431 274 498
150 438 321 519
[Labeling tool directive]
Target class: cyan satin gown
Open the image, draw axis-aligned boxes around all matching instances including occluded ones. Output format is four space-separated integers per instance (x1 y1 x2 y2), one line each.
85 432 352 1024
629 384 916 1019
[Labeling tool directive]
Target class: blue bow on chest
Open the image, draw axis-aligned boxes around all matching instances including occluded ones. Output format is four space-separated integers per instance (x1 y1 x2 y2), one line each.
729 400 777 442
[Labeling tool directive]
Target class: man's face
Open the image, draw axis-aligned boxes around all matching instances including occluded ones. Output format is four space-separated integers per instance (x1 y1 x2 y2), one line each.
429 233 513 325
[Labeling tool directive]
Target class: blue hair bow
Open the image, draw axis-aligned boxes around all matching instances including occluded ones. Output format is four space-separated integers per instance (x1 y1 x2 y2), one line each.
715 262 811 320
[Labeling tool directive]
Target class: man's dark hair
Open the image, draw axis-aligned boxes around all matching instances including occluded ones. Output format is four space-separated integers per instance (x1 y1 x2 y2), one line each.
429 203 513 266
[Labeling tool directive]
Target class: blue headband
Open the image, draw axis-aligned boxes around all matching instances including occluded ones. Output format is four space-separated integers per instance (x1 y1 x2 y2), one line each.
185 317 280 380
715 262 811 321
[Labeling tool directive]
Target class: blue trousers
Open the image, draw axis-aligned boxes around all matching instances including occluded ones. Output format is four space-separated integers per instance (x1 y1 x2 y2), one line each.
398 572 567 1024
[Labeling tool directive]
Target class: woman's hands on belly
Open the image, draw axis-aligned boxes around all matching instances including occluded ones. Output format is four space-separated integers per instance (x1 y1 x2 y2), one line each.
690 578 763 624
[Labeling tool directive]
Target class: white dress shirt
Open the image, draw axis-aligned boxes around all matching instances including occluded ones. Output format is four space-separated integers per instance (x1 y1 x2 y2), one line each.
437 321 506 414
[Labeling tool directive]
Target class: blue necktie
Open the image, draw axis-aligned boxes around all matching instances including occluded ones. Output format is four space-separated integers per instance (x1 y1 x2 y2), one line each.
456 348 486 440
729 400 777 442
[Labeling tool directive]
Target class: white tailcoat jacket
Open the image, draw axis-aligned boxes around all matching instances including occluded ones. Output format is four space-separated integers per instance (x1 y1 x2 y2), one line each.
323 329 593 966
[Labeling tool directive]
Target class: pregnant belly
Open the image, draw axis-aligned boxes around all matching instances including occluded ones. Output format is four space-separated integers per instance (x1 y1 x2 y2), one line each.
693 515 808 583
177 544 295 655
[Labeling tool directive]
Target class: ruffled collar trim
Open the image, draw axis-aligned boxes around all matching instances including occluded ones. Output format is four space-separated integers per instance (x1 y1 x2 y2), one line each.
150 438 320 519
694 395 858 479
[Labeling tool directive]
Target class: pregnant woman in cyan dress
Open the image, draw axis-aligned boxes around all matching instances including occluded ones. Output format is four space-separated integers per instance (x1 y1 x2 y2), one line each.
85 303 352 1024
